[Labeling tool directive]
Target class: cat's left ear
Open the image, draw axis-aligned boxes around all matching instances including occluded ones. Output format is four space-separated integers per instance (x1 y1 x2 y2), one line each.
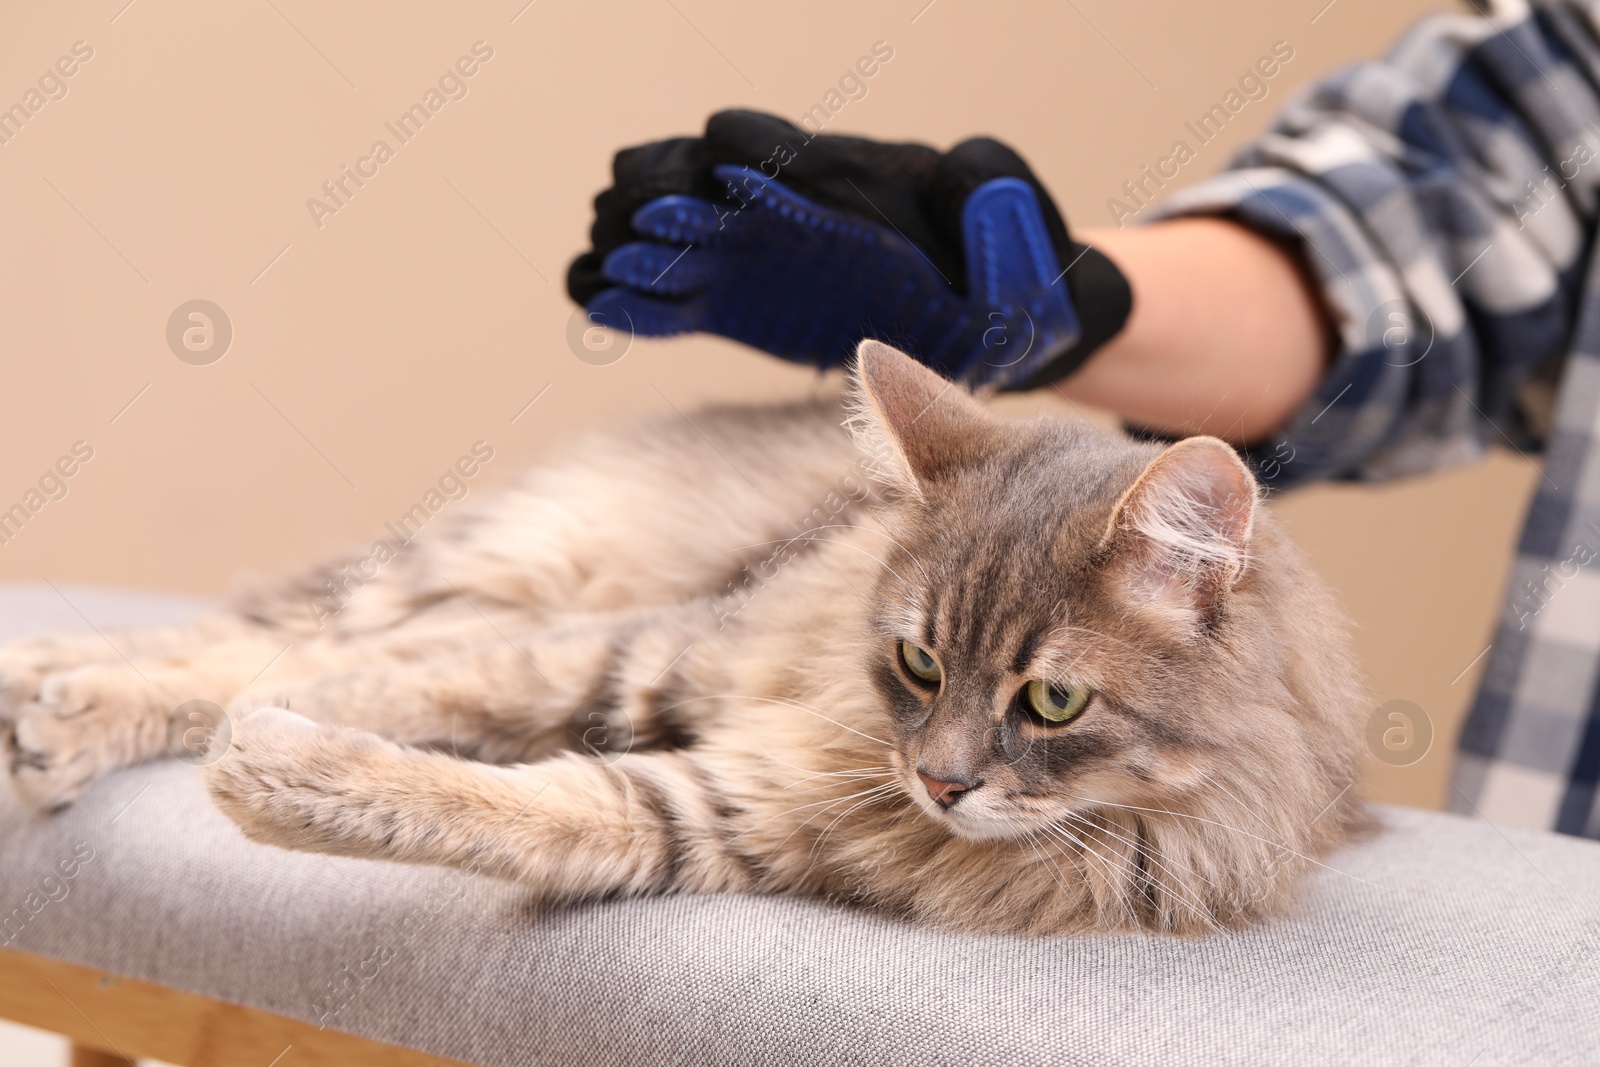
1102 435 1258 627
847 340 1001 499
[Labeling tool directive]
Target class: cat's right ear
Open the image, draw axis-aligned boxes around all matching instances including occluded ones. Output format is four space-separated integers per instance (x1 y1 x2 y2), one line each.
846 340 1000 500
1102 435 1258 631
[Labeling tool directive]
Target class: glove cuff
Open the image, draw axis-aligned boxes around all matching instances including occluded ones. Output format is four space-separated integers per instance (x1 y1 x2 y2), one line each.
1008 244 1133 391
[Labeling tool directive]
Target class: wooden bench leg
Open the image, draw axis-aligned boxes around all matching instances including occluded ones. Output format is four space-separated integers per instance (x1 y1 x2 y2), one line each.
70 1045 134 1067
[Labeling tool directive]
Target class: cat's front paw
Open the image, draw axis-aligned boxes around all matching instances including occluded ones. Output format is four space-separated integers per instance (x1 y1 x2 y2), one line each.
201 707 396 855
5 663 170 810
8 702 103 810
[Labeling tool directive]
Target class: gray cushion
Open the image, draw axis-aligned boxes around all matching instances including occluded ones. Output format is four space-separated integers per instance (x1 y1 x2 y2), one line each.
2 585 1599 1066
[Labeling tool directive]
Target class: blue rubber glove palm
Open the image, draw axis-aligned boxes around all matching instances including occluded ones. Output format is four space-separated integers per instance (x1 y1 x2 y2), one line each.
595 167 1078 385
568 112 1131 389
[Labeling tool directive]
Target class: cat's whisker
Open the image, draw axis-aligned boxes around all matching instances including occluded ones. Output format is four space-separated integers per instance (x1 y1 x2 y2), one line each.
1192 767 1353 856
736 781 905 843
1034 822 1147 919
777 774 898 798
1046 821 1143 929
1044 818 1153 930
1056 812 1184 908
807 785 906 864
1026 819 1184 934
1068 799 1318 902
796 801 901 889
780 769 896 788
993 812 1080 895
1054 809 1216 906
1056 812 1196 927
754 746 895 788
762 782 906 857
751 783 901 824
1019 828 1081 907
779 768 896 789
1004 813 1102 901
1063 794 1387 891
1049 815 1221 932
1187 768 1290 840
755 746 891 773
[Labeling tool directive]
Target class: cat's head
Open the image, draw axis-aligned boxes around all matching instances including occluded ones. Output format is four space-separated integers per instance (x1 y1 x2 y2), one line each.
847 341 1368 919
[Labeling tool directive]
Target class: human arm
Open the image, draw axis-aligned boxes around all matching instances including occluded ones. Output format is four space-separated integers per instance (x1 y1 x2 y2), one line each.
571 3 1600 489
1110 2 1600 488
1060 219 1333 447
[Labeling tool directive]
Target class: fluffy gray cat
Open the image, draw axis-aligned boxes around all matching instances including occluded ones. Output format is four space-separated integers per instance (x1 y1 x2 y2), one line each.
1 341 1371 935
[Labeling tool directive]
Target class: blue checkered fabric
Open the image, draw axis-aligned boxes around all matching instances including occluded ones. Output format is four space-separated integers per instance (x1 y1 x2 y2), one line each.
1153 0 1600 836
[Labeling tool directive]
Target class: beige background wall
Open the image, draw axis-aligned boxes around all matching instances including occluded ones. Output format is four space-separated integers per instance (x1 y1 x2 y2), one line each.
0 0 1526 814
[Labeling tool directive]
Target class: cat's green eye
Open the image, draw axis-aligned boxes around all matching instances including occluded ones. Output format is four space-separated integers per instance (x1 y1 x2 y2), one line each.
900 640 942 684
1026 679 1089 723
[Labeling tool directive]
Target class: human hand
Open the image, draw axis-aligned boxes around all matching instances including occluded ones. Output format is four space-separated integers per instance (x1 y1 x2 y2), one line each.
567 110 1131 388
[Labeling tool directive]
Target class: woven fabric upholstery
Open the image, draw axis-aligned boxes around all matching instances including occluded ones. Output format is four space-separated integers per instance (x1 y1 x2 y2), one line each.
2 586 1598 1066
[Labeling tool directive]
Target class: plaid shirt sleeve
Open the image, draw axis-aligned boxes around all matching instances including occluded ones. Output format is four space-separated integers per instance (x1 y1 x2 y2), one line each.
1150 0 1600 490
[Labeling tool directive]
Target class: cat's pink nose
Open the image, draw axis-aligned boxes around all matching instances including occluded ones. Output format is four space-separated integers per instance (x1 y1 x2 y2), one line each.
917 771 976 809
